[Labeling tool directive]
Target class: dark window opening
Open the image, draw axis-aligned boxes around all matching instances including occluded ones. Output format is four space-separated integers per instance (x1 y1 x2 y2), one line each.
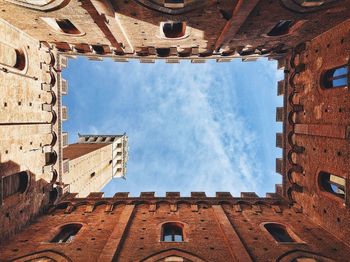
56 19 81 35
117 160 122 164
319 172 345 199
109 160 113 165
116 152 122 156
116 168 122 172
14 49 26 70
117 143 122 148
264 223 295 242
2 171 29 198
90 172 96 178
162 222 184 242
267 20 293 36
49 188 59 203
156 48 171 57
322 66 348 89
45 151 57 165
92 45 105 55
51 224 82 243
162 22 186 38
220 9 232 21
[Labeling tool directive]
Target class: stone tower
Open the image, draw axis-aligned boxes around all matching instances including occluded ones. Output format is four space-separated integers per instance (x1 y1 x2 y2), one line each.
0 0 349 261
62 134 128 197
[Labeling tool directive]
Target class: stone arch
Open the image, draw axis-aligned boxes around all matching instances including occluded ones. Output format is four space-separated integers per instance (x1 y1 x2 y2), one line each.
276 249 335 262
12 250 72 262
141 248 207 262
280 0 339 13
5 0 70 11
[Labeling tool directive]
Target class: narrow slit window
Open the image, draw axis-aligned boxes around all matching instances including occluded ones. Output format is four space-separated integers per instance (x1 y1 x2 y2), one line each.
322 66 348 89
267 20 293 36
164 0 185 8
162 223 184 242
51 224 82 243
319 172 345 199
264 223 295 242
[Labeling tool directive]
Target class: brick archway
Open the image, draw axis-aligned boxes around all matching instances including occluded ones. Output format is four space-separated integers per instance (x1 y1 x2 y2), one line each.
141 248 207 262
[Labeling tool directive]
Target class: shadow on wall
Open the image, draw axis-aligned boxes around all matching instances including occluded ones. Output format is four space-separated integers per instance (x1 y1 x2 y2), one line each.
0 160 58 242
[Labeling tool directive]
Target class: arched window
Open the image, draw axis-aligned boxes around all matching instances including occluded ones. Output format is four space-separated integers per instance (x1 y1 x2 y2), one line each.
319 172 345 199
162 223 184 242
162 22 186 38
264 223 295 242
322 65 348 89
2 171 29 199
51 224 82 243
42 17 82 35
267 20 294 36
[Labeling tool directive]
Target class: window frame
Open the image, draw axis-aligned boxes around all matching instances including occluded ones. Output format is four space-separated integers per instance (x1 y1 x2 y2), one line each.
261 222 305 245
321 64 349 90
160 222 185 243
50 223 82 244
318 171 346 201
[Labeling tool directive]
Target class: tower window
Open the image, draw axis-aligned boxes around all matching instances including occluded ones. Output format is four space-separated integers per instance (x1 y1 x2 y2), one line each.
161 222 184 242
2 171 29 199
319 172 345 199
322 65 348 89
51 224 82 243
267 20 293 36
164 0 185 8
162 22 186 39
90 172 96 178
264 223 295 242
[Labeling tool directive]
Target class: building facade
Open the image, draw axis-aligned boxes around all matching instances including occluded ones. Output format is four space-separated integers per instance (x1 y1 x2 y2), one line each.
62 134 128 197
0 0 349 261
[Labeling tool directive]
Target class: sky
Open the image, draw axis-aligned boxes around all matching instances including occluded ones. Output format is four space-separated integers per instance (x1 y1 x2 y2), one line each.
63 57 283 197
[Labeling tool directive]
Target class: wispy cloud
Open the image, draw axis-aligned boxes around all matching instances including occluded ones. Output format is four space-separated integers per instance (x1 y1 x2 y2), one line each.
63 58 282 197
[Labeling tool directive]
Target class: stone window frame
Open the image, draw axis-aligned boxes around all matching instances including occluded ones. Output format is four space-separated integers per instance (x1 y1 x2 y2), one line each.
158 221 188 243
320 63 349 90
260 222 305 245
0 41 28 74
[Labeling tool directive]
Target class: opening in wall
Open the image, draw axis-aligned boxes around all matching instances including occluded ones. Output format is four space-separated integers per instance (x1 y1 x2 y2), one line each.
42 17 83 35
51 224 82 243
1 171 29 199
162 22 186 39
164 0 185 8
264 223 296 243
319 172 345 199
322 65 348 89
267 20 294 36
161 222 184 242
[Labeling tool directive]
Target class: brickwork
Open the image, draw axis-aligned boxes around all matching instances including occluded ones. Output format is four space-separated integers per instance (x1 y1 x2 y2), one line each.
281 18 350 245
0 0 350 260
0 194 349 261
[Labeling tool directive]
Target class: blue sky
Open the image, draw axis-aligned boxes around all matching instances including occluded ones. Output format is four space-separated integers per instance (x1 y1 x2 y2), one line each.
63 57 283 197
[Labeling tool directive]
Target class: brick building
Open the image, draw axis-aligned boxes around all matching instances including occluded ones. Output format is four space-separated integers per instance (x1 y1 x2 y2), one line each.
0 0 349 261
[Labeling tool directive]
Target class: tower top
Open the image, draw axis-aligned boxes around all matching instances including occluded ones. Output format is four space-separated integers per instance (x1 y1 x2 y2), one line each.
77 133 129 178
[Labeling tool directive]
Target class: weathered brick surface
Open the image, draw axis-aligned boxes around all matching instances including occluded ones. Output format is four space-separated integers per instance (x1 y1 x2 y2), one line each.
0 196 349 261
282 18 350 245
